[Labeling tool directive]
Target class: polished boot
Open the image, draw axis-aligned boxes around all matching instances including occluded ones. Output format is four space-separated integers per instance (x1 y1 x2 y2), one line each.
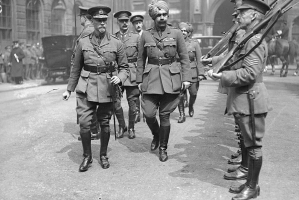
159 126 170 162
231 149 242 159
128 114 136 139
135 98 141 123
177 100 186 123
79 131 92 172
99 126 110 169
188 95 197 117
224 165 248 180
229 184 260 194
115 108 127 138
227 165 240 173
232 148 262 200
90 112 100 140
147 118 160 151
229 138 248 171
228 153 242 165
183 92 189 108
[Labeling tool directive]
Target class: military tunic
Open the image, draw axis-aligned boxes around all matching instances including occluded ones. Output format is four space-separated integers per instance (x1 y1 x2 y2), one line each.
137 25 191 123
67 32 129 128
220 34 271 147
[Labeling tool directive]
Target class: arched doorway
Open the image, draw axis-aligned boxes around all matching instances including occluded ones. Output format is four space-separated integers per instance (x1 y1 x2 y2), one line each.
213 1 235 36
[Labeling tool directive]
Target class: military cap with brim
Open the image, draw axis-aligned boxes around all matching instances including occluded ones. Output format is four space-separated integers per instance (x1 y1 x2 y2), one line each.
114 11 132 20
13 40 19 44
88 5 111 19
130 15 144 23
237 0 270 15
232 11 238 16
78 6 89 16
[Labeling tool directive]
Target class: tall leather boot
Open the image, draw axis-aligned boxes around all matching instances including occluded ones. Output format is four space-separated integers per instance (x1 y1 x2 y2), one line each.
159 126 170 162
188 95 197 117
146 118 160 151
183 92 189 108
177 99 186 123
115 107 127 138
99 126 110 169
79 130 92 172
90 111 100 140
128 112 136 139
135 98 141 123
232 148 262 200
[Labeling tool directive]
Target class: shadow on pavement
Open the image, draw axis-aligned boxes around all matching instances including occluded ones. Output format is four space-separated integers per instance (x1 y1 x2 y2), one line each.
168 93 238 188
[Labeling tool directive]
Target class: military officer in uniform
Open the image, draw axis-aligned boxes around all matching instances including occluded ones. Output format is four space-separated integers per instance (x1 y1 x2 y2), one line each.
62 5 129 172
113 11 140 139
74 6 100 141
207 1 271 199
136 0 191 162
130 14 144 123
177 22 205 123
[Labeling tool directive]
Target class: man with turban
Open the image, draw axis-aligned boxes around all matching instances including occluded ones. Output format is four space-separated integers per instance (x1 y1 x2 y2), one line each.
137 0 191 162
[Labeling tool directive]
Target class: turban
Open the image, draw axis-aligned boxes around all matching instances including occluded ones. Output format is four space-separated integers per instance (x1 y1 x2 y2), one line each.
178 22 189 30
148 0 169 19
187 22 194 33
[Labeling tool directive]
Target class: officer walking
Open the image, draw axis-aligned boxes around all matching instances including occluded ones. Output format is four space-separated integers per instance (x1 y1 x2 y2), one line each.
74 6 100 141
136 0 191 162
62 5 129 172
130 14 145 123
177 22 205 123
207 1 271 199
113 11 140 139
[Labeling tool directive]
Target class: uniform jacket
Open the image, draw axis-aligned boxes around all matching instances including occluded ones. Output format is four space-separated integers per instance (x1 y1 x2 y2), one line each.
220 34 271 115
136 25 191 94
184 37 204 82
23 48 32 65
67 32 129 103
9 47 25 77
114 31 139 86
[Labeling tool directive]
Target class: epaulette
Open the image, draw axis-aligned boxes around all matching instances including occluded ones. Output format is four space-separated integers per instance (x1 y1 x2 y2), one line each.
130 31 139 35
83 33 92 38
146 27 153 31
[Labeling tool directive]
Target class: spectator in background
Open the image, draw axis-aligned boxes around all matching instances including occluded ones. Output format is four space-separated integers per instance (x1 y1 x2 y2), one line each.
3 46 12 83
30 44 38 79
9 41 25 84
23 44 32 80
35 43 43 79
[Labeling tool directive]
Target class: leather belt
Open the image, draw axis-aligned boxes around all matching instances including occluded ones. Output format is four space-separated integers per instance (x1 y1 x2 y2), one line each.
84 65 114 74
148 57 175 65
176 57 195 62
128 57 137 63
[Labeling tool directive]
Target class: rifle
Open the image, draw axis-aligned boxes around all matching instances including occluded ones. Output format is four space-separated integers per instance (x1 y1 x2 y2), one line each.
109 61 117 140
213 0 295 73
203 0 278 60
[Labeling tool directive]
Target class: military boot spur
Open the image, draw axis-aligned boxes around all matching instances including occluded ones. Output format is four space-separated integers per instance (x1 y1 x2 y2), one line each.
99 155 110 169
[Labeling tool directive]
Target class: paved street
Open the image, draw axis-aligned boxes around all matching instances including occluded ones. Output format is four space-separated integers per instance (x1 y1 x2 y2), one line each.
0 70 299 200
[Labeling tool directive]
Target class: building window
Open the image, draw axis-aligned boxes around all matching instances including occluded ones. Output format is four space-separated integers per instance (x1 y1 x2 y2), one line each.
132 0 145 11
73 2 82 36
51 0 66 35
26 0 41 43
0 0 12 41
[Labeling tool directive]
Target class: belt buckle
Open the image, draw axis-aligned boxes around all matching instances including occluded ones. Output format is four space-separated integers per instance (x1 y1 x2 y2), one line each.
96 66 101 75
158 57 162 66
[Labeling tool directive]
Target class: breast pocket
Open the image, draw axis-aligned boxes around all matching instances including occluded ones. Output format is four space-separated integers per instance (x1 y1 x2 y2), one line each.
82 47 95 61
125 43 138 57
163 41 177 57
76 70 90 94
102 47 117 62
188 50 196 62
169 63 181 92
144 43 157 57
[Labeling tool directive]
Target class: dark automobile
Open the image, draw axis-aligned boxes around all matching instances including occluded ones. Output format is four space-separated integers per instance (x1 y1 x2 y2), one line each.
192 35 223 56
41 35 76 83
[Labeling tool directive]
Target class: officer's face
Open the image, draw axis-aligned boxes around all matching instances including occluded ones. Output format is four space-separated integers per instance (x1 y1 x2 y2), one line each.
133 21 143 32
180 28 188 39
93 18 108 34
237 9 256 30
155 9 168 28
117 19 129 32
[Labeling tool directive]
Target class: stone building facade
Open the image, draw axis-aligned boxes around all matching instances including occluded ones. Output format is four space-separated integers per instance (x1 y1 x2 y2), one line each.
1 0 299 51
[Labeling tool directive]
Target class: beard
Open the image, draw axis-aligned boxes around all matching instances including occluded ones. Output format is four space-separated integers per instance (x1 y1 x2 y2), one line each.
157 20 167 28
98 27 106 33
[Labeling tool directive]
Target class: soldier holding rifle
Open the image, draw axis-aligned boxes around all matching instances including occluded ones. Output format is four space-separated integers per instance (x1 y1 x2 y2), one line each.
206 1 271 199
62 5 129 172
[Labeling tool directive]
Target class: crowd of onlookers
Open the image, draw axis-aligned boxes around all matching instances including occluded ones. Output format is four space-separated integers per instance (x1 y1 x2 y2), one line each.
0 41 44 84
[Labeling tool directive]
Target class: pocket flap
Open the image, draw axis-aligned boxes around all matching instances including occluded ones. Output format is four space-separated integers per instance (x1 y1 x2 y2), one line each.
144 43 156 47
163 41 176 46
103 47 117 52
81 69 90 78
82 47 94 51
126 42 137 47
169 64 180 74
